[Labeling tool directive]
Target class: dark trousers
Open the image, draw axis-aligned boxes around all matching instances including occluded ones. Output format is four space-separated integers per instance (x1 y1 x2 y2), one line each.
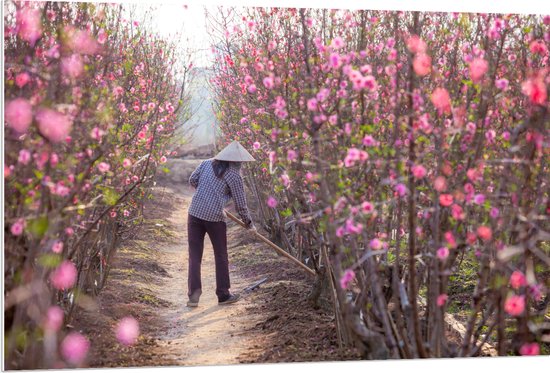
187 214 230 301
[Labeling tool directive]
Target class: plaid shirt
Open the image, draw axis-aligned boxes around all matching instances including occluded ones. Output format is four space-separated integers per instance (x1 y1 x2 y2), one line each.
188 159 252 224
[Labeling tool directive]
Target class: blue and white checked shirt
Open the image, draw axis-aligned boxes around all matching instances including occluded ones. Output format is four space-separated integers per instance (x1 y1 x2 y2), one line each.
188 159 252 224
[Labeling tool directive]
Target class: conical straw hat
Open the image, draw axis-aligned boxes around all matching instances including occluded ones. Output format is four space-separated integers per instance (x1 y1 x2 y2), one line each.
214 141 256 162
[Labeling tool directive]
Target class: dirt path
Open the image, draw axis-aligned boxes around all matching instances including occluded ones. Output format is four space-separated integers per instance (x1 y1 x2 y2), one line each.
73 173 350 368
147 185 260 366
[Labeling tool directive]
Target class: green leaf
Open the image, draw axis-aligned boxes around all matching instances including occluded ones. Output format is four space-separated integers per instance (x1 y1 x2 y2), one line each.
37 253 62 269
102 187 119 206
280 208 293 218
161 167 171 174
28 216 49 239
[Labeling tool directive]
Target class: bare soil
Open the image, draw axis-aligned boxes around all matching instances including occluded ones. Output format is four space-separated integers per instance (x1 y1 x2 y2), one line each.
71 179 358 367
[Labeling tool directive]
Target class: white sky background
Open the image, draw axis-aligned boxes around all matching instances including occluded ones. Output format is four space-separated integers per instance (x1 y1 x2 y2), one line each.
122 0 550 69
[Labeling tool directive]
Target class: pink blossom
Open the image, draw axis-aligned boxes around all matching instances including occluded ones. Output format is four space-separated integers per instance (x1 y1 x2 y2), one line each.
362 135 376 146
434 176 447 192
97 29 107 44
263 76 274 89
253 142 260 150
97 162 110 173
521 76 547 105
369 238 383 250
451 204 465 220
18 149 31 165
437 247 449 260
36 108 73 143
411 164 427 179
395 183 408 197
61 332 90 365
504 294 525 316
444 231 457 248
123 159 132 168
90 127 105 140
519 343 540 356
490 207 500 219
529 39 547 55
124 210 130 217
336 226 345 238
307 98 318 111
287 150 297 161
431 87 452 115
44 305 64 332
160 156 167 164
115 316 140 346
52 240 64 254
10 219 25 236
439 194 454 207
340 269 355 289
473 193 485 205
330 36 345 50
477 226 492 242
469 58 488 83
65 27 98 55
495 78 509 90
247 84 257 93
361 201 374 214
437 294 448 307
16 7 42 45
267 196 278 208
406 35 427 54
281 173 290 187
50 260 77 290
509 271 526 289
65 227 74 236
329 52 342 68
5 98 33 134
61 54 84 79
413 53 431 76
15 72 31 88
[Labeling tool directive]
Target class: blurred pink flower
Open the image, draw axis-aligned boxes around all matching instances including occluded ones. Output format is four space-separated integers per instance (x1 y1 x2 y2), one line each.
65 27 98 55
97 29 107 44
473 193 485 205
529 39 547 55
369 238 383 250
61 54 84 79
509 271 526 289
287 150 297 161
395 183 408 197
504 294 525 316
329 52 342 69
263 76 274 89
330 36 345 49
247 84 257 93
36 108 73 143
477 225 492 242
406 35 427 54
61 332 90 365
431 87 452 115
160 156 167 163
15 72 31 88
253 141 260 150
362 135 376 146
469 58 488 83
437 247 449 260
10 219 25 236
521 76 547 105
439 194 454 207
433 176 447 192
52 240 64 254
361 201 374 214
451 204 465 220
50 260 77 290
97 162 110 173
115 316 139 346
18 149 31 165
44 305 64 332
339 269 355 290
307 98 318 111
495 78 509 90
267 196 278 208
519 343 540 356
122 158 132 168
413 53 431 76
437 294 448 306
411 164 427 179
16 7 42 45
5 98 33 134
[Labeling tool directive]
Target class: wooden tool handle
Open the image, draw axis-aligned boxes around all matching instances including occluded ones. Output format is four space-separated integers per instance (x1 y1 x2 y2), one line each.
225 210 316 277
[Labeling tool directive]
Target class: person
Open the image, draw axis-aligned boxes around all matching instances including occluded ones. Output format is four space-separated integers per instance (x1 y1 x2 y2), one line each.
186 140 256 307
